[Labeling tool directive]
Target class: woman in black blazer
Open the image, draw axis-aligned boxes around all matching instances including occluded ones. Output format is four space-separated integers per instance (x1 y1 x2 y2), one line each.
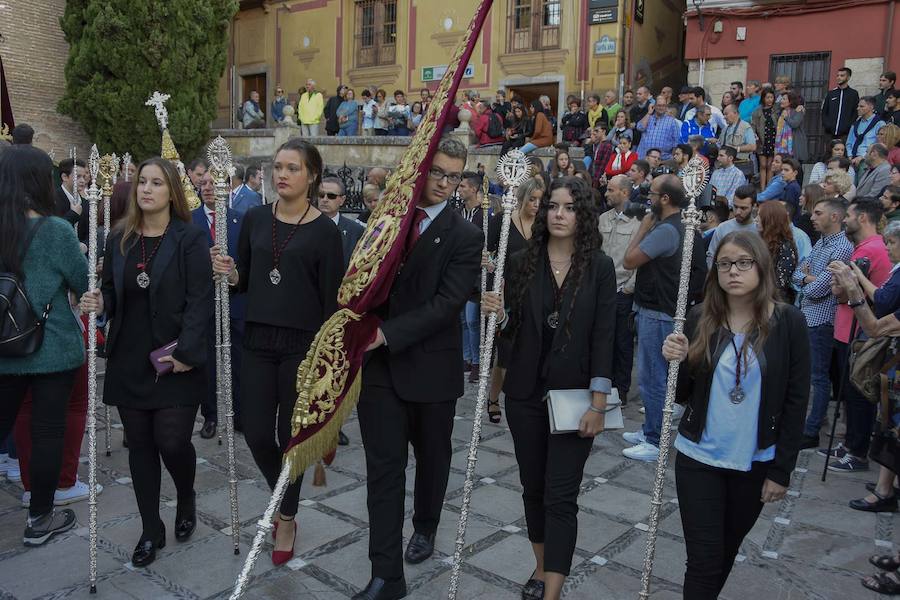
662 230 810 600
80 158 213 567
482 176 616 600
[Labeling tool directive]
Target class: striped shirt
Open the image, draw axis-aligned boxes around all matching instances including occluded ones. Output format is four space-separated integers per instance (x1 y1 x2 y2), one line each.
790 231 854 327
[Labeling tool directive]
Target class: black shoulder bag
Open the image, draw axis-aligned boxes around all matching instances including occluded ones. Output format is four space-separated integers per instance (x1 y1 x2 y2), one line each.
0 218 53 356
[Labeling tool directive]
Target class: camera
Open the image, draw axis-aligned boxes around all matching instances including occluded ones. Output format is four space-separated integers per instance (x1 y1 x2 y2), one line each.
853 257 871 278
621 181 651 219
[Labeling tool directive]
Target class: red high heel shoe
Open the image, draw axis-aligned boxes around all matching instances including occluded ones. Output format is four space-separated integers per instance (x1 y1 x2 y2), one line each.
271 518 296 566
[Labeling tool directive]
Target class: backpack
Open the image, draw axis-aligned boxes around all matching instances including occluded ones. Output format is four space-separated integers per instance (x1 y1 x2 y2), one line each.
486 111 504 138
849 336 900 404
0 218 53 357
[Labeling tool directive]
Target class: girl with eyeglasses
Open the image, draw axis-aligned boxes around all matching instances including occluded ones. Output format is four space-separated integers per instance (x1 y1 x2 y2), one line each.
661 230 810 599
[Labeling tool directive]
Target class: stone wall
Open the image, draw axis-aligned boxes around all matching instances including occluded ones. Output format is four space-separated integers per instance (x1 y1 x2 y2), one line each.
2 0 91 159
843 57 886 99
210 126 579 201
687 58 748 106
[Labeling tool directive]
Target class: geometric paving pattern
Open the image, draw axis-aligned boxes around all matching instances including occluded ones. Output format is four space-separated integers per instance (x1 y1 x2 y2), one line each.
0 380 890 599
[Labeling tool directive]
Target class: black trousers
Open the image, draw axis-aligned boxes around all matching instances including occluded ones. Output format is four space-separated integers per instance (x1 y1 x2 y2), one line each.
0 369 77 517
675 453 768 600
357 381 456 580
241 345 306 517
612 291 636 400
201 318 244 424
118 406 198 539
506 391 593 576
834 339 877 458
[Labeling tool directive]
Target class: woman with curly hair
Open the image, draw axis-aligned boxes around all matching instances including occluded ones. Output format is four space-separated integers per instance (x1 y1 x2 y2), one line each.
757 202 798 303
481 176 616 600
822 168 854 200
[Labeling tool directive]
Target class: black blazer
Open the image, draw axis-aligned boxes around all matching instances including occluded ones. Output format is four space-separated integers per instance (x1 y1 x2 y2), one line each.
501 248 617 399
101 219 214 368
675 303 811 487
336 214 365 272
366 205 482 403
54 186 80 227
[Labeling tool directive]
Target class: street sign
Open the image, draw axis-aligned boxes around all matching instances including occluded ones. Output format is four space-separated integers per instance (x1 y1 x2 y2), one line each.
589 7 617 25
594 35 616 55
422 64 475 82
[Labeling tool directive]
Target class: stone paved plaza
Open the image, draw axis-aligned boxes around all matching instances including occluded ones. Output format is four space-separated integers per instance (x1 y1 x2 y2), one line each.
0 378 893 599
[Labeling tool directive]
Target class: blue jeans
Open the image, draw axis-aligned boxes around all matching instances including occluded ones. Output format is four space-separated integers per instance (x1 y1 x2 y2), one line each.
460 310 474 364
520 142 538 155
637 311 674 447
802 323 835 437
465 301 481 366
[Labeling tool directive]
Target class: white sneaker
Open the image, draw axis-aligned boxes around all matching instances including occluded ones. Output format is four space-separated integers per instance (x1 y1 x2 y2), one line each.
622 442 660 462
639 406 646 414
21 480 103 508
55 480 102 505
6 459 21 482
622 430 646 445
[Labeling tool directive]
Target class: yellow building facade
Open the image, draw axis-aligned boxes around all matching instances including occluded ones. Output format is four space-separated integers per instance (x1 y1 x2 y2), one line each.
217 0 686 127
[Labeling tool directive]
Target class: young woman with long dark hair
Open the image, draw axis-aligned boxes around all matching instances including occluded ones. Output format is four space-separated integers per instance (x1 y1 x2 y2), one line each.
212 139 343 566
482 176 616 600
0 145 88 546
79 158 212 566
662 231 810 599
757 202 798 303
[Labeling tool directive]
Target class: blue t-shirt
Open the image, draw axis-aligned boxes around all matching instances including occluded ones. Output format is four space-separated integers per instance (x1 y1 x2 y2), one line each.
675 333 776 471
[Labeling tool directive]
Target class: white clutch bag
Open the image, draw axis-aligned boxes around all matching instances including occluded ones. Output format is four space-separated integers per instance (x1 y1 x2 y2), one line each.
545 388 624 434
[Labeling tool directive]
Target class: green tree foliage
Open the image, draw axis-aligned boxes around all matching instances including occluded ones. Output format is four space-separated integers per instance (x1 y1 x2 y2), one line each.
59 0 238 161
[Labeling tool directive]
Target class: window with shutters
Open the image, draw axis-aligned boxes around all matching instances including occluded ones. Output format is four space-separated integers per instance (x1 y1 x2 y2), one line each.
355 0 397 68
507 0 561 53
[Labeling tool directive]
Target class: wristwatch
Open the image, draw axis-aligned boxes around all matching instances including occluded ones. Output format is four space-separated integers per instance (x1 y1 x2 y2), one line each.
848 297 866 308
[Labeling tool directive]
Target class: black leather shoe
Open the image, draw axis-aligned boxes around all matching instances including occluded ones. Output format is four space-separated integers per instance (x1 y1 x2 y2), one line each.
174 493 196 541
200 420 217 439
404 531 435 564
338 429 349 446
352 577 407 600
132 524 166 567
850 491 898 513
521 575 545 600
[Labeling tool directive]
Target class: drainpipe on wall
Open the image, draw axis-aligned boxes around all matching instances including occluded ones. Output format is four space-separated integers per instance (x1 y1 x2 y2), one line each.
886 1 896 69
625 0 635 89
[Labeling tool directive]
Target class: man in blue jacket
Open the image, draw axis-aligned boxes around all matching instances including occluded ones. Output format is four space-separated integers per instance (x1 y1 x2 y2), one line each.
231 164 264 215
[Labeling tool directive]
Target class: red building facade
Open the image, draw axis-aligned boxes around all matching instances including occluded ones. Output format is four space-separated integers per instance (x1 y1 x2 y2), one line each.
683 0 898 158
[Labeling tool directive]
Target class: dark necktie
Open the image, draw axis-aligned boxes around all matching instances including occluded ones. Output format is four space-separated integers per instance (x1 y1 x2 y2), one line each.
406 208 429 251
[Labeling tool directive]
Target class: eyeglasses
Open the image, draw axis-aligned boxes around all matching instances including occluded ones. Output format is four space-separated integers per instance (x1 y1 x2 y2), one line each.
715 258 756 272
427 167 462 186
318 192 341 200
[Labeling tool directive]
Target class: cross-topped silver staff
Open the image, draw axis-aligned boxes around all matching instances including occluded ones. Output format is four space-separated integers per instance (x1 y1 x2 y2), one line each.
208 136 241 556
638 154 710 599
479 175 490 350
85 144 102 594
447 149 530 600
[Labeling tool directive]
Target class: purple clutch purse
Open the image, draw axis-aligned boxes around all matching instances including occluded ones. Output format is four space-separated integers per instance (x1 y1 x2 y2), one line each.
149 340 178 376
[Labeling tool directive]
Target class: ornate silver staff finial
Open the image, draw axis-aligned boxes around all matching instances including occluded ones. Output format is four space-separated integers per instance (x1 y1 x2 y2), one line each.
207 135 233 177
639 153 710 600
88 145 100 188
145 91 171 130
110 153 120 185
447 147 531 600
122 152 133 182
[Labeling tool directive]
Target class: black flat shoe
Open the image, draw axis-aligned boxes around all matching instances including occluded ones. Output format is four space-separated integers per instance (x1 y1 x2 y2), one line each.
521 573 545 600
850 490 898 513
352 577 407 600
200 420 217 440
338 429 349 446
175 493 196 541
403 531 435 564
487 401 501 424
132 524 166 567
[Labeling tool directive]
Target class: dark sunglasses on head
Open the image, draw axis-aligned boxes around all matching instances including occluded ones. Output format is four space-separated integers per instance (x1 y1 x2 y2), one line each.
318 192 341 200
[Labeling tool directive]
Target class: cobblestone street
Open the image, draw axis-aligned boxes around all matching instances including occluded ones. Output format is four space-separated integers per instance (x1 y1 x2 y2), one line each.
0 379 892 599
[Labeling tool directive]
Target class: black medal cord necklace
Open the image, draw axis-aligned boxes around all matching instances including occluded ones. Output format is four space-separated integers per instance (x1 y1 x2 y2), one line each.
269 199 311 285
726 317 750 404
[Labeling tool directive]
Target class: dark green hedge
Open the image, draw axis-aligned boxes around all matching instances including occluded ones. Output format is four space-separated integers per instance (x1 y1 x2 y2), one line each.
59 0 238 161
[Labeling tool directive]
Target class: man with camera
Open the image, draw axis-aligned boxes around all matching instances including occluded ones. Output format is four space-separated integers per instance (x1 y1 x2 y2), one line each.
620 175 705 462
793 200 854 451
824 199 893 473
598 175 642 407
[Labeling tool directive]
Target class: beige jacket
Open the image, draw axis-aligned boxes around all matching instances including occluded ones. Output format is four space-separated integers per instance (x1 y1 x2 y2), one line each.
598 208 640 293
